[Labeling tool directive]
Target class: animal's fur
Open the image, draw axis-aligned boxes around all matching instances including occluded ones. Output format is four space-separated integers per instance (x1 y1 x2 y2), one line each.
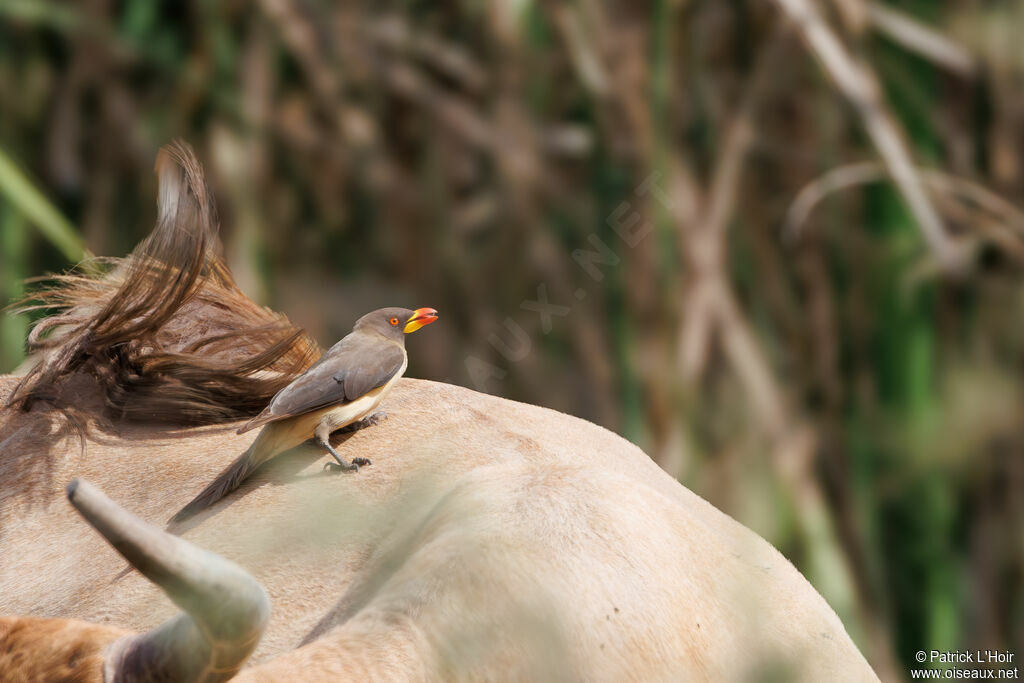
4 141 318 426
0 374 879 681
0 616 126 683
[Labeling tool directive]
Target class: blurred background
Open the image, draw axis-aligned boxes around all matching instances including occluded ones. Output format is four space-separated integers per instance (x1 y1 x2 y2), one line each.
1 0 1022 678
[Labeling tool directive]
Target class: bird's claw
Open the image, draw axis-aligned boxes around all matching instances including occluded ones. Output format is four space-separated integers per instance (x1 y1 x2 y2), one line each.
363 412 387 427
322 458 371 473
336 412 388 435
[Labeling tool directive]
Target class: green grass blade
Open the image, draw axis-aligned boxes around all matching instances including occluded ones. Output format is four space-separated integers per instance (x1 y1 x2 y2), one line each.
0 146 86 263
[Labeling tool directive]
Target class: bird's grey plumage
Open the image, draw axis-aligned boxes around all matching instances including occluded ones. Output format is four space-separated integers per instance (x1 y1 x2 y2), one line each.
237 307 413 434
238 336 405 433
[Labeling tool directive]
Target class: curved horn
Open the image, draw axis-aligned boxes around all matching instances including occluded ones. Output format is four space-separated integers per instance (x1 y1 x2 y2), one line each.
66 479 269 682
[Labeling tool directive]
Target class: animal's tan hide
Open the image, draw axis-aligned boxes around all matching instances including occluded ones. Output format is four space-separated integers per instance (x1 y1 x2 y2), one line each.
0 374 878 681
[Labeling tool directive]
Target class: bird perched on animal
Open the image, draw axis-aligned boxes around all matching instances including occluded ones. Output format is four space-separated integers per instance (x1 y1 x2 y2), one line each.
170 306 438 524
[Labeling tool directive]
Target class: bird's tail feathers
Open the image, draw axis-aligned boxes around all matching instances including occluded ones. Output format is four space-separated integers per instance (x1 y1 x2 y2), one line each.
169 440 264 526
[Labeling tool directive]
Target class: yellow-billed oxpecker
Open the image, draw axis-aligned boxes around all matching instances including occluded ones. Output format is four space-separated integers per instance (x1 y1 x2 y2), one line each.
171 307 438 524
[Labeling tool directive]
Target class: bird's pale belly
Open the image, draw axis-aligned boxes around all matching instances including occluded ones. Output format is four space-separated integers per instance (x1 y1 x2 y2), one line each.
263 356 407 456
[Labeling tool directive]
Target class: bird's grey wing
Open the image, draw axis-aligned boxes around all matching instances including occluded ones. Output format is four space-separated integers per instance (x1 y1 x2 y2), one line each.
260 339 404 420
334 342 405 400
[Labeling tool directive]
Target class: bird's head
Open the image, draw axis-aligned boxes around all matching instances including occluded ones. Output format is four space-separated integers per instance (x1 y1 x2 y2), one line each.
356 307 439 340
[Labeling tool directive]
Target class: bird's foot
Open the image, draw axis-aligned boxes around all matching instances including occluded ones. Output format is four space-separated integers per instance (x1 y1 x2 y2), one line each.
338 411 388 434
363 411 387 427
322 457 371 473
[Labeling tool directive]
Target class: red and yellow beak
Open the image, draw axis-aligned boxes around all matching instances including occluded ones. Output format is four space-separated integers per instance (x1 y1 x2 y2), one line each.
404 307 439 333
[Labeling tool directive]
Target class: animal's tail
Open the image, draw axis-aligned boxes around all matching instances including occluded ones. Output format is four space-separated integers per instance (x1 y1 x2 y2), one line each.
169 440 264 526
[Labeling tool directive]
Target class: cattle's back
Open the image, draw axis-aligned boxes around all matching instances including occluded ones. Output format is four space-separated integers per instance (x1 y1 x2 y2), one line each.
0 374 876 681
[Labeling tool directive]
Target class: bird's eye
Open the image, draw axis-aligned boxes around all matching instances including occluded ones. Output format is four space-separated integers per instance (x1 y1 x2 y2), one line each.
390 317 399 326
